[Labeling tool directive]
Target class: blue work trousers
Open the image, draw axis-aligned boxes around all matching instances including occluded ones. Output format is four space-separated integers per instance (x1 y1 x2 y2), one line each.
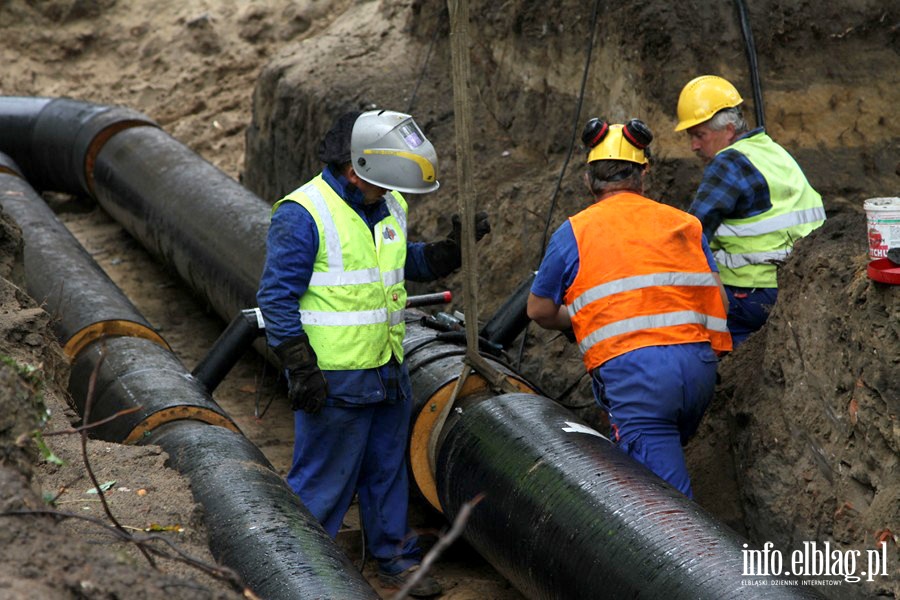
725 286 777 347
591 343 719 498
287 398 420 574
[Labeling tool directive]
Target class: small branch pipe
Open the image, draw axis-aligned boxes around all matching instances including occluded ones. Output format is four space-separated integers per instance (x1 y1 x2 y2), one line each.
406 290 453 308
145 420 380 600
192 307 266 393
0 99 822 599
479 271 535 349
0 156 379 599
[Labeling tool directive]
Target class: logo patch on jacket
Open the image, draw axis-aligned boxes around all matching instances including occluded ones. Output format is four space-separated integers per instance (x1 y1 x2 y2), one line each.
382 225 398 242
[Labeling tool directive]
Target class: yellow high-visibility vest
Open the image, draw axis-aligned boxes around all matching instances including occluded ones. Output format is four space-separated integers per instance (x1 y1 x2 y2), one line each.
711 133 825 288
274 175 407 369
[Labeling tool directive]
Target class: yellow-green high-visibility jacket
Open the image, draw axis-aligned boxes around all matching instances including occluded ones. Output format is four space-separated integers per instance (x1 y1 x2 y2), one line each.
273 175 408 370
711 133 825 288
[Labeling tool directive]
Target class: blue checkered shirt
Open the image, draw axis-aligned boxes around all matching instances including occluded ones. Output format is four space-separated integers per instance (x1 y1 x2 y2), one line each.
688 128 772 240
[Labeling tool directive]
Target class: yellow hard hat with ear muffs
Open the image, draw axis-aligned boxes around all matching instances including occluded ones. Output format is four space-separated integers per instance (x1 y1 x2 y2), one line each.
582 118 653 165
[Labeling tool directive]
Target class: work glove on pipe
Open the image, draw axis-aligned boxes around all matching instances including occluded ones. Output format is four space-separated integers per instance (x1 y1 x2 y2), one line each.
273 333 328 414
424 211 491 278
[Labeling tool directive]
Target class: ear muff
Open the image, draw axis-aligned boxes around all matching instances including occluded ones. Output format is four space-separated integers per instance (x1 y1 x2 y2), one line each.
622 119 653 149
581 118 610 148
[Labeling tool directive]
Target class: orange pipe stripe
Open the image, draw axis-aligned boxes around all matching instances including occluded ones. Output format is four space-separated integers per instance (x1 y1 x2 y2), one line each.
83 119 157 195
123 406 239 444
409 374 535 513
63 320 171 359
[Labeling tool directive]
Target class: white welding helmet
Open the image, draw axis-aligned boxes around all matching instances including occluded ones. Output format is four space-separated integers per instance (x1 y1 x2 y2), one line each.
350 110 440 194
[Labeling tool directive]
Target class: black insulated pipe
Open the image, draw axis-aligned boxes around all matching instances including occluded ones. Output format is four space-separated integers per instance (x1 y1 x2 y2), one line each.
67 335 240 444
0 154 169 360
91 125 271 323
145 420 380 600
0 96 157 195
0 158 380 599
192 307 266 394
436 393 824 599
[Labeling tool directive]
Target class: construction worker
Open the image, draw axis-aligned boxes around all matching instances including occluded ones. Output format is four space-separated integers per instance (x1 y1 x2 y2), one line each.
674 75 826 346
257 109 489 597
527 118 732 498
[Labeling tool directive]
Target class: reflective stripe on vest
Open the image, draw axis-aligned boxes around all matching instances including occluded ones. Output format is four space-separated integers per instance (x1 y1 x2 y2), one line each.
276 176 408 369
563 192 731 370
568 271 722 314
714 206 826 238
577 310 729 355
711 133 824 287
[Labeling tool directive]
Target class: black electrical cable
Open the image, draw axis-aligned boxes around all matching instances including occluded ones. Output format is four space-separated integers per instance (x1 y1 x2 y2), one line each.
734 0 766 129
517 0 603 371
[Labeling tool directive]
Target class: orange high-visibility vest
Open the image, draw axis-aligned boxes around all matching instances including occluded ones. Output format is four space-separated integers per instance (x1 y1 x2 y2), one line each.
565 191 732 371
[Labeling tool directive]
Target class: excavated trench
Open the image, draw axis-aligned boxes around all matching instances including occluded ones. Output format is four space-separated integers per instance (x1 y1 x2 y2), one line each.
0 96 828 599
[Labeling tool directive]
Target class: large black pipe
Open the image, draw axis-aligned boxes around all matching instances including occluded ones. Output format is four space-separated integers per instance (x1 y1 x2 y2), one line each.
436 392 822 598
145 420 378 600
0 154 379 599
92 125 270 322
0 98 822 599
0 157 235 442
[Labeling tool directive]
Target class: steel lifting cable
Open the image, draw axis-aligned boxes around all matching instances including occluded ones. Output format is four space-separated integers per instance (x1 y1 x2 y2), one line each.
515 0 604 373
427 0 521 473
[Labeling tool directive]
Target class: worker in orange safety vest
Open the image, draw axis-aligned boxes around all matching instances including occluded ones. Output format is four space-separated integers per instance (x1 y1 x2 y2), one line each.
527 118 732 497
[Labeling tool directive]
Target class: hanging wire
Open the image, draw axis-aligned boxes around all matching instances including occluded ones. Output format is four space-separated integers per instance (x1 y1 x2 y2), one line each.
254 349 277 419
406 7 447 115
515 0 604 371
734 0 766 129
535 0 604 267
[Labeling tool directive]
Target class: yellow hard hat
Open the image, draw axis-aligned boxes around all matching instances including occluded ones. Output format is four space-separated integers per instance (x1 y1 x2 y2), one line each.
674 75 743 132
583 119 651 165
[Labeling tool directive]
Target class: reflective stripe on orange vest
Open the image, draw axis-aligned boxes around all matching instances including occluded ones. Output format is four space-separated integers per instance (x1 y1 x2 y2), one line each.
564 192 732 370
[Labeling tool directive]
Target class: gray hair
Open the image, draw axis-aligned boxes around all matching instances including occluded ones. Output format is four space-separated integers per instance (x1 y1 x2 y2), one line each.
586 160 643 196
708 107 748 134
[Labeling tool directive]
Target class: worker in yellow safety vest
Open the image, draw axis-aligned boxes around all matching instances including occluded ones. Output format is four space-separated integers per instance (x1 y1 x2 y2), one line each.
674 75 826 346
527 118 731 498
257 109 489 597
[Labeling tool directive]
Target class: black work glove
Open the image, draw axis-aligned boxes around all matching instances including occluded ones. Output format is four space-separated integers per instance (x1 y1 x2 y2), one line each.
274 334 328 414
424 212 491 278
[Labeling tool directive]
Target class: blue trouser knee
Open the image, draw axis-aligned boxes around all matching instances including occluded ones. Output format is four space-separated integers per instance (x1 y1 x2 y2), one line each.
592 343 718 498
725 286 777 347
286 399 419 572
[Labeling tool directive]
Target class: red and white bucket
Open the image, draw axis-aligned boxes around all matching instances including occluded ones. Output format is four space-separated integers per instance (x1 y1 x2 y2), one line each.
864 197 900 259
